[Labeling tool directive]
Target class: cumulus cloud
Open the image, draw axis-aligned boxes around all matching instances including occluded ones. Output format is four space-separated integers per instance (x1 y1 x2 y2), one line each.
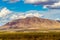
0 7 12 17
10 10 43 20
24 0 48 4
3 0 20 3
24 0 58 5
9 10 60 20
0 7 11 26
44 2 60 9
0 7 12 26
25 11 43 17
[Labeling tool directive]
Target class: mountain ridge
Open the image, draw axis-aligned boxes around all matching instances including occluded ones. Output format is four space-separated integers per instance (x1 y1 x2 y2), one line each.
0 17 60 31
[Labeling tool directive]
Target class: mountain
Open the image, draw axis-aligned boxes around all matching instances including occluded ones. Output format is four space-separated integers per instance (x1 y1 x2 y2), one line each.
57 20 60 23
0 17 60 31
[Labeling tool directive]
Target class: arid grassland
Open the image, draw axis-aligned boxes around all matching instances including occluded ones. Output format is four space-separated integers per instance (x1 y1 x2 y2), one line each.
0 32 60 40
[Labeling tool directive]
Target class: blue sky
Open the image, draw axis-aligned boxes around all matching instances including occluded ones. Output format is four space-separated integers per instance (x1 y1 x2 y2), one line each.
0 0 60 26
0 0 47 12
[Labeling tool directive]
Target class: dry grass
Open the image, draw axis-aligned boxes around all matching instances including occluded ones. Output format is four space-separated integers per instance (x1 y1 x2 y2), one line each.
0 32 60 40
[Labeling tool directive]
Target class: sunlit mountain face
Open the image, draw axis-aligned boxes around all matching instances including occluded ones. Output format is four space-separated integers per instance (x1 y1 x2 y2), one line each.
0 0 60 26
0 17 60 31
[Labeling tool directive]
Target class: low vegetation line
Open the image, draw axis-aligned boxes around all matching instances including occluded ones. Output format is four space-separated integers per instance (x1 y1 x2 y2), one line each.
0 32 60 40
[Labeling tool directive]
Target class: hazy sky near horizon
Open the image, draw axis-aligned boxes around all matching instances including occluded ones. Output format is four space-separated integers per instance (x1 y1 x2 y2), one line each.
0 0 60 26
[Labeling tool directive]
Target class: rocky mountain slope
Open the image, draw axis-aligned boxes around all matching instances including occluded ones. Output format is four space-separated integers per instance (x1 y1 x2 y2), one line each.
0 17 60 31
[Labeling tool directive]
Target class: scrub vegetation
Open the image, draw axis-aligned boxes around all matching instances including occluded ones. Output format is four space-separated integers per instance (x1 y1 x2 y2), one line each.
0 31 60 40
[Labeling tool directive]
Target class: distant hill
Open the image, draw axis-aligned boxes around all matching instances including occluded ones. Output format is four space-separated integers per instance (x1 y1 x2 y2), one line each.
0 17 60 31
57 20 60 23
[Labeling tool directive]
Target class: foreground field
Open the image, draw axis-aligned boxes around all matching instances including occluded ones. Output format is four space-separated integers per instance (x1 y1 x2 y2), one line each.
0 32 60 40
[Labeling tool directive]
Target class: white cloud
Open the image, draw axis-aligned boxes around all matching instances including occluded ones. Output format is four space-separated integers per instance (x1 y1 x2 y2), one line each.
44 2 60 9
25 13 43 17
55 18 60 20
10 10 60 20
24 0 48 3
10 10 43 20
50 2 60 7
43 5 48 9
10 14 26 20
10 15 18 20
0 7 12 17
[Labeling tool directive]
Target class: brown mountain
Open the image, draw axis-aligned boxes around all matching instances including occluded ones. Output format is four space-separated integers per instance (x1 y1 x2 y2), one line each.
0 17 60 31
